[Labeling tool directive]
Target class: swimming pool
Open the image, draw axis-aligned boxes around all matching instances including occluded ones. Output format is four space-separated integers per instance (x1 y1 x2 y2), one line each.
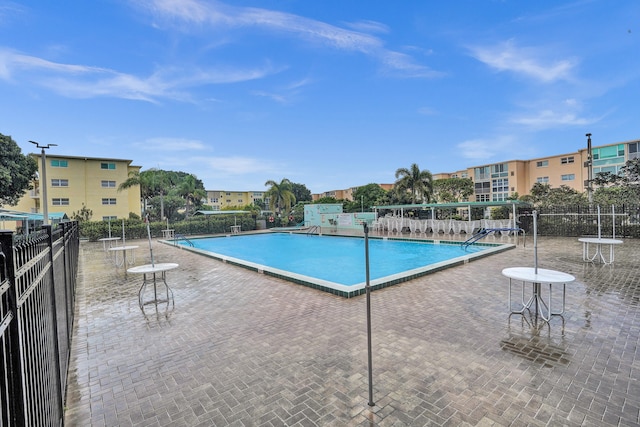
170 233 513 297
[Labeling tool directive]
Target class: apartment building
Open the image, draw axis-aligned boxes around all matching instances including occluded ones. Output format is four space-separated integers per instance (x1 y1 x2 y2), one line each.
324 139 639 203
11 154 142 221
205 190 268 211
312 184 394 202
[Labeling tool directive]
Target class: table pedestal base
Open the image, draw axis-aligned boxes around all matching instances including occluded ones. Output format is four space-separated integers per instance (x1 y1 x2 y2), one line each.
508 279 567 322
138 271 175 308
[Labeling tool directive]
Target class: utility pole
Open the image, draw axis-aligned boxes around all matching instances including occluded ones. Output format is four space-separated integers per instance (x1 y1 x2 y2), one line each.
585 133 593 205
30 141 57 225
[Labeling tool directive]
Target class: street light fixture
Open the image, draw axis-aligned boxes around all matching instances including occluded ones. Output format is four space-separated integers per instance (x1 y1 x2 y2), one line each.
30 140 58 226
585 133 593 205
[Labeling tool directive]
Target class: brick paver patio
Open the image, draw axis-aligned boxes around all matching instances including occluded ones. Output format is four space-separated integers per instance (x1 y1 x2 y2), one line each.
64 233 640 426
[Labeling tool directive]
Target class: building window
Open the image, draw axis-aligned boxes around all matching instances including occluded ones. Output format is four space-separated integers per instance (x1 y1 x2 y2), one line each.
102 198 117 205
561 174 575 181
561 156 575 164
226 199 231 203
51 159 68 168
52 198 69 206
536 177 549 183
210 198 218 203
51 179 69 187
536 160 549 167
102 216 118 221
476 194 490 202
629 142 639 160
101 180 117 188
593 144 625 165
474 181 490 195
491 163 508 178
492 178 509 193
492 193 507 202
474 166 490 181
100 162 116 170
238 199 243 203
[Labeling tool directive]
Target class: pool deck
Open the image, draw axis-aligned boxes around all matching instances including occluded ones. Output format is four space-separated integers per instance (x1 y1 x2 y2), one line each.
64 232 640 426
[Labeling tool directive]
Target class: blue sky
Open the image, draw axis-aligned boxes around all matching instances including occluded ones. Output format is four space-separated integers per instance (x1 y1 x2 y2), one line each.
2 1 639 194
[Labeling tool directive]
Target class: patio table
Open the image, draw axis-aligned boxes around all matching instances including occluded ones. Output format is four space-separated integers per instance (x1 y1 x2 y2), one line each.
502 267 575 321
578 237 623 265
108 245 139 268
98 237 121 251
127 262 178 308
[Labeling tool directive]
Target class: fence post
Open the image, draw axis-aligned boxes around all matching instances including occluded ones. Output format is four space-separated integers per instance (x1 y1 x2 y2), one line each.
0 230 25 426
43 225 65 420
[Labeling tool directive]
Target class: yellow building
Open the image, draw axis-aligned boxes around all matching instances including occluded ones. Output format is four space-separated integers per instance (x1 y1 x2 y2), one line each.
11 154 141 221
312 184 393 202
205 190 267 210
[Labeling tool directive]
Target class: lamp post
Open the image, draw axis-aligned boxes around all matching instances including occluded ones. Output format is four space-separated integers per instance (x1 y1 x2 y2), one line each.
585 133 593 205
30 141 57 225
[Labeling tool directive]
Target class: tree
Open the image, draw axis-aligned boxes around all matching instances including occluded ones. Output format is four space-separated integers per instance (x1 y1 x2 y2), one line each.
264 178 296 216
394 163 434 204
313 196 340 204
344 184 387 213
0 133 38 206
290 182 312 203
71 203 93 222
521 183 586 207
432 178 474 203
179 174 207 218
592 158 640 206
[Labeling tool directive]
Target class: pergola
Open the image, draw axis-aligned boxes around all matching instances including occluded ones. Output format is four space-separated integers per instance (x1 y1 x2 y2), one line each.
371 201 531 230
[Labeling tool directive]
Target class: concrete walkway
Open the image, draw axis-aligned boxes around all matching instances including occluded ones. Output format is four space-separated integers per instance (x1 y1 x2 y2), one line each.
64 234 640 426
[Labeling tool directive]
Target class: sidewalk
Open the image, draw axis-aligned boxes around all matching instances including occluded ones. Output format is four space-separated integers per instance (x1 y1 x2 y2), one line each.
64 235 640 426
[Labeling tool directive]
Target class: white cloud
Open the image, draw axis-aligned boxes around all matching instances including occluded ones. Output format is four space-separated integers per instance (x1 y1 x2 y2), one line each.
0 48 277 102
457 135 519 161
510 110 591 128
468 40 577 83
343 20 390 34
137 0 439 78
197 155 284 175
136 137 209 151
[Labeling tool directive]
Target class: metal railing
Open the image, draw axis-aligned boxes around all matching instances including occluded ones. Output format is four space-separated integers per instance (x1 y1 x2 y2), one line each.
0 221 79 426
517 205 640 238
174 233 195 246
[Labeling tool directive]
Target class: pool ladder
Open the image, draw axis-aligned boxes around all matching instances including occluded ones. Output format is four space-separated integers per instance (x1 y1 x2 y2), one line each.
174 234 194 247
306 225 320 236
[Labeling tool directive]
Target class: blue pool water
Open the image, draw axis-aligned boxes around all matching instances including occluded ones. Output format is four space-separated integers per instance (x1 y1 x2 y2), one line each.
176 233 502 294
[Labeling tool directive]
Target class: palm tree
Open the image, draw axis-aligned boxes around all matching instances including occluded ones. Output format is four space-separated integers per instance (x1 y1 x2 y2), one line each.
118 170 154 213
179 174 207 218
264 178 296 217
394 163 434 204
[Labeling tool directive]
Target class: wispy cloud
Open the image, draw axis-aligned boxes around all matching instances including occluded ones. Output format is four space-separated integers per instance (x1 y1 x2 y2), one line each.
343 19 390 34
468 40 577 82
135 137 209 151
136 0 440 78
510 109 593 128
457 135 521 161
196 155 284 175
0 48 276 102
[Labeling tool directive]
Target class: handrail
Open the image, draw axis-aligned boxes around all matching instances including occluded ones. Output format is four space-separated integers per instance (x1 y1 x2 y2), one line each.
462 228 525 250
174 233 194 247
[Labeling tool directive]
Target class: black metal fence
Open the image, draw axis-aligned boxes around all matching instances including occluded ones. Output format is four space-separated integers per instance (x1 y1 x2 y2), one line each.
517 205 640 238
0 221 79 426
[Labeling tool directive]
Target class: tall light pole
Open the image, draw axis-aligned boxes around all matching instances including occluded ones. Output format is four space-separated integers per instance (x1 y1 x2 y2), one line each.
30 141 57 225
585 133 593 205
